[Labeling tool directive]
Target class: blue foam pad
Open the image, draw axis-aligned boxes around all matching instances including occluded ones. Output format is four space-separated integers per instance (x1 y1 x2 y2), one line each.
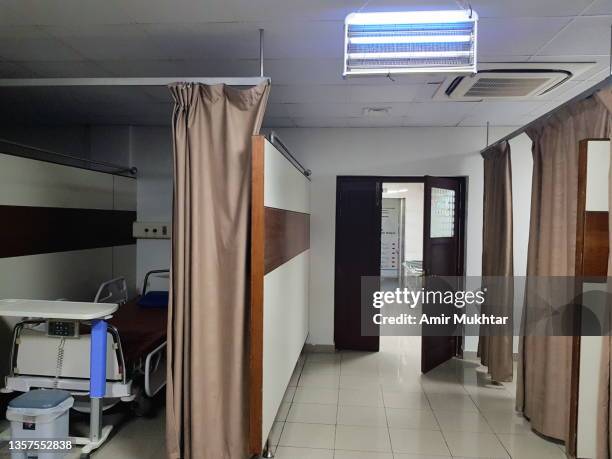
138 291 169 309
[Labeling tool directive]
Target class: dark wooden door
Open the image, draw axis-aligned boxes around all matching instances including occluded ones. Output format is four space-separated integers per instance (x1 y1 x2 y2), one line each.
334 177 381 351
421 176 466 373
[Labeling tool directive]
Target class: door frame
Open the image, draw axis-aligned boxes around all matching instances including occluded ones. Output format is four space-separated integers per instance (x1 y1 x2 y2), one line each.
334 175 467 356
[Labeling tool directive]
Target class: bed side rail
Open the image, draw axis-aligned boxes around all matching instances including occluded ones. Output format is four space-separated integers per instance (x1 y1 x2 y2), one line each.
144 341 166 397
94 277 128 305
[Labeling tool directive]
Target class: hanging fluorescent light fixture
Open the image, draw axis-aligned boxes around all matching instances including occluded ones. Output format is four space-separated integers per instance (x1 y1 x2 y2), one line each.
343 10 478 76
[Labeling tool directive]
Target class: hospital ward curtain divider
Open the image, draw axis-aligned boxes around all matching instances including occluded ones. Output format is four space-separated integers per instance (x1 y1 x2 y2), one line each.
478 140 514 383
166 82 270 459
517 91 610 446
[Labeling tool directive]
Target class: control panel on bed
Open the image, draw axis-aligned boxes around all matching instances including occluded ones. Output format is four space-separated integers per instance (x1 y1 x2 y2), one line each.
47 319 79 338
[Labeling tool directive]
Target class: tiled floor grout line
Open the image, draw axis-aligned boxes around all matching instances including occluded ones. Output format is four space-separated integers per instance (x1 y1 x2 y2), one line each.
275 352 563 459
465 376 515 459
334 351 346 458
275 355 306 454
380 381 396 459
423 382 454 457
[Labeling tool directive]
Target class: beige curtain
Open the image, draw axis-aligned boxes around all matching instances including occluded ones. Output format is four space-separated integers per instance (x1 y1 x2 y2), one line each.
596 86 612 459
166 82 270 459
517 93 610 444
478 141 514 382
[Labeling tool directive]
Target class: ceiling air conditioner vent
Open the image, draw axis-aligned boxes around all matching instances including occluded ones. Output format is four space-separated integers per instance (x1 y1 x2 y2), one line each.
463 77 557 97
434 63 596 101
446 71 570 99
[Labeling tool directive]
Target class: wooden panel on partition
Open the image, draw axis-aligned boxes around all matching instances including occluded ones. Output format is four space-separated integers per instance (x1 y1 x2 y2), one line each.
249 135 311 456
573 139 610 459
583 211 609 277
264 207 310 274
249 135 265 456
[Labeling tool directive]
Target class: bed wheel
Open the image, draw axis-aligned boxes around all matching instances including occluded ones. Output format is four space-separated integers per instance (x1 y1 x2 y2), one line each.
132 392 154 417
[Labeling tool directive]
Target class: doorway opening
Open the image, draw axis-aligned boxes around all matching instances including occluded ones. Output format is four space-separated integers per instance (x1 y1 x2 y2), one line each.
334 175 467 373
379 182 424 356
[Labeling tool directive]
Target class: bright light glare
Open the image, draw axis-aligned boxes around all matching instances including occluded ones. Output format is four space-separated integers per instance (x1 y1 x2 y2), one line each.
343 9 478 76
349 35 472 44
346 10 477 25
348 51 472 59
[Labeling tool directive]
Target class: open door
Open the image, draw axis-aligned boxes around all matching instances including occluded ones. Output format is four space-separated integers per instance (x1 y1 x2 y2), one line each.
421 176 466 373
334 177 381 351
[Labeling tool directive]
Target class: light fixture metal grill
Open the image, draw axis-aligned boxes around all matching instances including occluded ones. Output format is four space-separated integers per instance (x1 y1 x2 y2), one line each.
344 10 478 76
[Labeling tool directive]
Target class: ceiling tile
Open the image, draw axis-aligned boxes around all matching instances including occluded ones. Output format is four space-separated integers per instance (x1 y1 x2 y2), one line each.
470 0 595 18
479 55 533 63
19 60 112 77
4 0 132 26
583 0 612 15
265 58 344 85
67 86 157 105
98 59 259 78
142 23 261 60
478 17 571 55
526 55 607 80
269 84 350 104
405 101 479 117
345 116 407 127
262 116 296 128
538 16 612 56
47 24 169 61
118 0 237 23
0 34 84 61
292 116 349 128
286 102 363 118
0 61 37 77
263 21 344 59
464 100 544 123
265 103 292 118
348 85 422 103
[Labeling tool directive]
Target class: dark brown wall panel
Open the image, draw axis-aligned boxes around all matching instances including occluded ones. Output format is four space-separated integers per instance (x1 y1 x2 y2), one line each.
264 207 310 274
583 211 609 277
0 205 136 258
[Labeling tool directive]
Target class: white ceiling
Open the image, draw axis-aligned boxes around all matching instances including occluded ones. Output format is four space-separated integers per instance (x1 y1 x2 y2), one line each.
0 0 610 128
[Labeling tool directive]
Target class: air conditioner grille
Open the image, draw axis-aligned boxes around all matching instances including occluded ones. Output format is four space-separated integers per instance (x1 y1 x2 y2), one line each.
464 77 552 97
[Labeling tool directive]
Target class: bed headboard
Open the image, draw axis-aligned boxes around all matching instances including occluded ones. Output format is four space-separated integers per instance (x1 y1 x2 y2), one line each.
249 135 310 454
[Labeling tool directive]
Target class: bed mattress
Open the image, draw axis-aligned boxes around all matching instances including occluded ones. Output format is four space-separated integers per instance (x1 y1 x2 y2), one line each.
108 297 167 366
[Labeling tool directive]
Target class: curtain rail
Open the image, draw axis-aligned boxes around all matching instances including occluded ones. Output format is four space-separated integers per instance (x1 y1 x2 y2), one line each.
0 77 270 87
482 74 612 154
0 138 137 176
269 131 311 180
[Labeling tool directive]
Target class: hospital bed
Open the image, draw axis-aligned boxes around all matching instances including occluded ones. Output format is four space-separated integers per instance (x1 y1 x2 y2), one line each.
3 270 169 417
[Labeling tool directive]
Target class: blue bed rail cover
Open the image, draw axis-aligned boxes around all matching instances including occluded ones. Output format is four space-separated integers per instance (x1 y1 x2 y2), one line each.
138 291 169 309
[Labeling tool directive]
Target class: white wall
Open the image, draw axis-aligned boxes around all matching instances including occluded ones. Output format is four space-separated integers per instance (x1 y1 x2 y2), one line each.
577 140 610 459
131 126 173 289
509 133 533 279
509 133 533 355
0 125 91 159
0 152 136 379
275 127 514 347
261 139 310 446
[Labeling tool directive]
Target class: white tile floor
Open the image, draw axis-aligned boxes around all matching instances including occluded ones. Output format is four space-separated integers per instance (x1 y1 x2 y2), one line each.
0 336 565 459
0 406 166 459
271 336 566 459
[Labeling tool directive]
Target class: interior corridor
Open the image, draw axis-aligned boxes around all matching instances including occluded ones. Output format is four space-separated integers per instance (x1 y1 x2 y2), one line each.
270 338 565 459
